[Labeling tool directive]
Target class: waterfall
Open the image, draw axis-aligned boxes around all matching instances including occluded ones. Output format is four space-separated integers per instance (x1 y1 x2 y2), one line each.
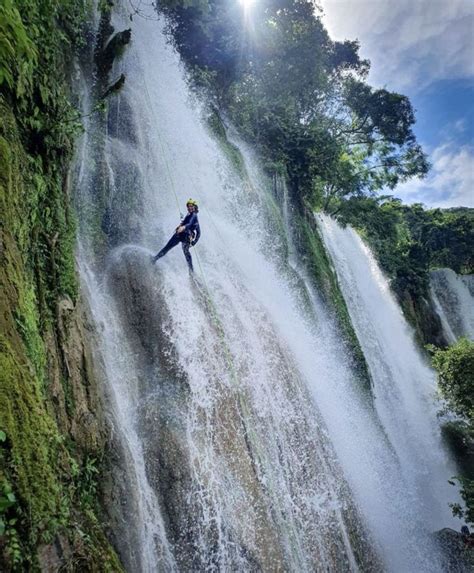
73 5 459 571
430 268 474 343
317 214 460 533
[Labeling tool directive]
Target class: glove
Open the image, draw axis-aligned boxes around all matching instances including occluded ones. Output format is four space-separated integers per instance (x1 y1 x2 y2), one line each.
190 240 196 247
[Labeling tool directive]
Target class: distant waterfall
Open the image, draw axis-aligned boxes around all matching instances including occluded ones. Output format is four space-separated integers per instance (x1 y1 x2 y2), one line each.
73 4 459 572
430 268 474 343
318 214 459 525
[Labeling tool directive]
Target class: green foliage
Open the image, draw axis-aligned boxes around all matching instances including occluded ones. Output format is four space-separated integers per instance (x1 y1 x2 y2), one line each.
449 477 474 526
334 197 473 306
404 206 473 274
0 480 17 537
431 339 474 422
70 456 99 507
430 339 474 525
0 1 37 93
0 471 22 568
159 0 427 204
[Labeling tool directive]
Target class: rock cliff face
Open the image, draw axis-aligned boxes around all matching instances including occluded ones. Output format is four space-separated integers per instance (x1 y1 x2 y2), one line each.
0 4 122 570
399 288 448 347
0 105 122 571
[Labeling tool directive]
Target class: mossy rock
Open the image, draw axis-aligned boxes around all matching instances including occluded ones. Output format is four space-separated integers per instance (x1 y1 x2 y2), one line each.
0 69 122 573
293 207 372 394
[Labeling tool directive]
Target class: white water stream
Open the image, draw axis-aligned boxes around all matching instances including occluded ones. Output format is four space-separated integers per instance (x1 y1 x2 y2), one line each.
74 6 460 572
430 268 474 343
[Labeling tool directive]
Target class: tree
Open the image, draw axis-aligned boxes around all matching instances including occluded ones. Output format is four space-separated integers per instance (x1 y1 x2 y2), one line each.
431 339 474 525
158 0 428 204
432 339 474 422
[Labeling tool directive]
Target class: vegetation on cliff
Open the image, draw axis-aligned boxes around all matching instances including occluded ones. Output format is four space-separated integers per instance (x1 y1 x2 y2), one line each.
0 1 122 569
430 339 474 525
159 0 428 204
335 198 473 342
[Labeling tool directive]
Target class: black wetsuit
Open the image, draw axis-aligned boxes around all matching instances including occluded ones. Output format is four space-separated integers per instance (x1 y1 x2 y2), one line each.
154 212 201 271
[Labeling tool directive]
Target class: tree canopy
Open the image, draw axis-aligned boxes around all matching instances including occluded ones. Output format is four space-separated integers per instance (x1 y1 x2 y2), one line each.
158 0 429 203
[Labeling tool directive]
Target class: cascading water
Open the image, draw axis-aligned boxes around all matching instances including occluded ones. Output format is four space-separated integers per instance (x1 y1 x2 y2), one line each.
317 214 460 525
73 4 460 571
430 268 474 343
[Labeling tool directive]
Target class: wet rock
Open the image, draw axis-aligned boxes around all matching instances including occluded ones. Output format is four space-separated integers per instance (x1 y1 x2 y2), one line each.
100 430 148 572
101 73 126 99
430 268 474 342
106 93 138 145
105 246 185 384
53 295 107 453
96 29 132 79
435 528 474 572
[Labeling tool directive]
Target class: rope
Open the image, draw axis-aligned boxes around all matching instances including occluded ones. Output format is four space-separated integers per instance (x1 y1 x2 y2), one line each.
141 70 243 394
141 71 254 417
141 75 263 437
142 73 183 217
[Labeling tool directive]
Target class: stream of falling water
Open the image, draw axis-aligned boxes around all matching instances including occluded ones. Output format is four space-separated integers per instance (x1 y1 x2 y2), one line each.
73 5 459 571
430 268 474 342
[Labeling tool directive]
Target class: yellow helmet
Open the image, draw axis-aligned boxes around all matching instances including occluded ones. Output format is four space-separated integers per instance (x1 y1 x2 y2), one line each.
186 198 198 207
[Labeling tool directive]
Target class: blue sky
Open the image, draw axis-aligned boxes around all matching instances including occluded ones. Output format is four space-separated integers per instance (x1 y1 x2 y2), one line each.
320 0 474 208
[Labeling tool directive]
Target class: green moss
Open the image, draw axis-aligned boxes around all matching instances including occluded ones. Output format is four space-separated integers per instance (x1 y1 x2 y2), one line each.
0 2 123 566
0 340 67 539
262 192 289 261
13 280 46 385
296 211 372 393
206 108 247 177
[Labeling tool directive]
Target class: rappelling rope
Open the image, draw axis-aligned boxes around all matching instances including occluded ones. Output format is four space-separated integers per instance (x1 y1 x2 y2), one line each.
142 74 183 217
142 71 245 396
142 70 267 436
144 79 257 259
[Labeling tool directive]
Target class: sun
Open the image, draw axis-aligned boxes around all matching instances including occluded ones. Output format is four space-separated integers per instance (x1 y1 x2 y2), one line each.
238 0 256 10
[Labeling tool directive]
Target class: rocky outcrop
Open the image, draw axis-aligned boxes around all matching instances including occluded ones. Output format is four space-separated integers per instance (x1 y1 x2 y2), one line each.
435 528 474 572
399 288 448 347
0 2 124 567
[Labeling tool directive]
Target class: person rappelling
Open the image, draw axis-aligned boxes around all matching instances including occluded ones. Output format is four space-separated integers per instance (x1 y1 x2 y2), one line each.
152 199 201 272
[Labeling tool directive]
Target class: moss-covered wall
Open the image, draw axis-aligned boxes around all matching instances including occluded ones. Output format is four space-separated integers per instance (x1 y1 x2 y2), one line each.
0 2 122 570
292 205 372 394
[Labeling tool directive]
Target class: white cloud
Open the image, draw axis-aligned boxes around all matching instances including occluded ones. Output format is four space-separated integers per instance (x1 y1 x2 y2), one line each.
394 142 474 208
319 0 474 92
319 1 474 208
